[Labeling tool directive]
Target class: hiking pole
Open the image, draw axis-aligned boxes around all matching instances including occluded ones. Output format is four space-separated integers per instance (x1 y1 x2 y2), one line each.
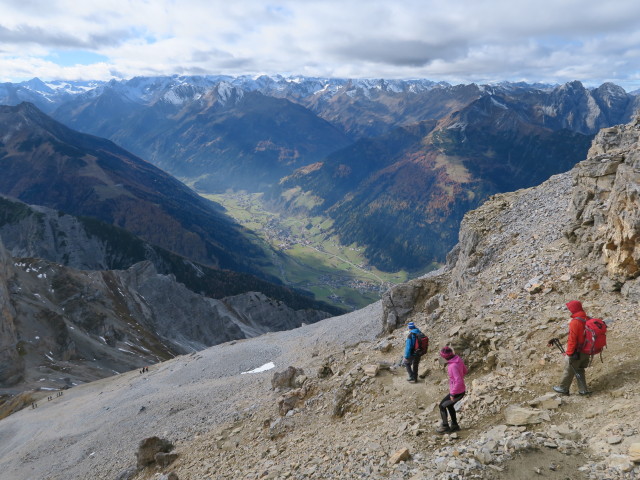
547 338 586 387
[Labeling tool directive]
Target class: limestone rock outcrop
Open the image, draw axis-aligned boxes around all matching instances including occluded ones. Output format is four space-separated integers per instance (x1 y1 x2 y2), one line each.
566 117 640 292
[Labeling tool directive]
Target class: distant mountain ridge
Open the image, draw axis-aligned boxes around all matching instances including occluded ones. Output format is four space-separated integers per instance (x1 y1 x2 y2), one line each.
1 75 638 273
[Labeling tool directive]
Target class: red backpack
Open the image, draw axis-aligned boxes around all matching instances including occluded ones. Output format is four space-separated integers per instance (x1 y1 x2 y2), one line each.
413 332 430 356
579 317 607 355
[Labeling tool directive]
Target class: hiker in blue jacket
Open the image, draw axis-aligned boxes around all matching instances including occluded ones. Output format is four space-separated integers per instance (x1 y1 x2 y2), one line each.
403 322 423 383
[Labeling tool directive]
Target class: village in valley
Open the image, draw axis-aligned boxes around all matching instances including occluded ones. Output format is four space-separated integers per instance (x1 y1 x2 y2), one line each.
203 191 416 310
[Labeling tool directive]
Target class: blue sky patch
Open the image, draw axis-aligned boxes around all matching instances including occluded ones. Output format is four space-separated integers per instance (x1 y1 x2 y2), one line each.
45 50 109 66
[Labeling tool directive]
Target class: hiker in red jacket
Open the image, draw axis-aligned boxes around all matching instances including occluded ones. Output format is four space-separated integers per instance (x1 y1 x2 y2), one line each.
552 300 592 395
436 346 467 433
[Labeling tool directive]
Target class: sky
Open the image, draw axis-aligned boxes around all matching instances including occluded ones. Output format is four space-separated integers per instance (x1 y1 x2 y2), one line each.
1 0 640 91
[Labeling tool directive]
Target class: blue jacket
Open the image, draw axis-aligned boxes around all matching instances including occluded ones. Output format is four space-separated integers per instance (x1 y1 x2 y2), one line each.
404 328 423 358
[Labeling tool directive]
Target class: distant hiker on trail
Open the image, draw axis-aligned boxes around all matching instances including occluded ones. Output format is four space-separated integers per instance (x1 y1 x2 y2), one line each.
436 346 467 434
551 300 599 396
403 322 428 383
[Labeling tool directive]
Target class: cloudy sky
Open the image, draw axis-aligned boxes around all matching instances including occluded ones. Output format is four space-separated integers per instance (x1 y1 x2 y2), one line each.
1 0 639 90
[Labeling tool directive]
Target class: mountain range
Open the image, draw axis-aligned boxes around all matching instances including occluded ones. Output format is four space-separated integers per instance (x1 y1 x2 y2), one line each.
0 75 639 284
4 75 633 272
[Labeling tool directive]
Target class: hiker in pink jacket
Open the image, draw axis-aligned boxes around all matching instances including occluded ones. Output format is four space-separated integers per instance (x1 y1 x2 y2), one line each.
436 346 468 433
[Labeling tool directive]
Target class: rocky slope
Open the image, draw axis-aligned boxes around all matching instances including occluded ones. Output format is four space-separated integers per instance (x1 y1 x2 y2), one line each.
1 118 640 480
0 232 331 395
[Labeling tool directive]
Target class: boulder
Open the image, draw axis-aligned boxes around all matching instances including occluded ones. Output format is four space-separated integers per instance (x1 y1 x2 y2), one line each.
136 436 174 470
277 388 307 416
155 452 179 468
607 436 624 445
115 466 137 480
271 366 305 390
381 275 445 332
388 448 410 465
556 425 581 442
158 473 179 480
474 447 494 465
363 364 380 377
528 393 562 410
629 443 640 462
504 405 550 426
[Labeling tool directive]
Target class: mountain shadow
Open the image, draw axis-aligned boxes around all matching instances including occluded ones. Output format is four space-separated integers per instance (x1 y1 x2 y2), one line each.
0 102 268 275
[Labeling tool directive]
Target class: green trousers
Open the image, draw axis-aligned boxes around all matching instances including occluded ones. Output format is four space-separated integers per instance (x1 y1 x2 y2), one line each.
559 352 590 392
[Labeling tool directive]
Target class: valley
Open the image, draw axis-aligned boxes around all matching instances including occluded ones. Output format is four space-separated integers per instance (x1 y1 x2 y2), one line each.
203 191 433 310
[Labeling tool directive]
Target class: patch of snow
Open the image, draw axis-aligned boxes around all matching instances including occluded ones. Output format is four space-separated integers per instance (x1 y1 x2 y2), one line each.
490 97 508 109
447 121 468 130
162 90 184 105
241 361 275 375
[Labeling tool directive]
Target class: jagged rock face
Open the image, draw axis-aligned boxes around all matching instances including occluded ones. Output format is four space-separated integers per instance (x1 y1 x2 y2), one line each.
567 117 640 290
0 196 112 270
0 249 330 392
0 238 24 386
381 273 448 332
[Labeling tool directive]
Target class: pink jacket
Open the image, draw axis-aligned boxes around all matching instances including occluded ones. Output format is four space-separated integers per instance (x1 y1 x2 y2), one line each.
447 355 468 395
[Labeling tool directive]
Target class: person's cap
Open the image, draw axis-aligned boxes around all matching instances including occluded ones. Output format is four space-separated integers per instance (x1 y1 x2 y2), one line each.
407 322 416 329
439 346 455 360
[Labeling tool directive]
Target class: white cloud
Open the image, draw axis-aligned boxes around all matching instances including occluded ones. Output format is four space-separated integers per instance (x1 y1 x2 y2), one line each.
0 0 639 90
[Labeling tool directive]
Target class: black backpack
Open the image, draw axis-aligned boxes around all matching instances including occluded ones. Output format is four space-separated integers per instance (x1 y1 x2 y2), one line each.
412 332 429 356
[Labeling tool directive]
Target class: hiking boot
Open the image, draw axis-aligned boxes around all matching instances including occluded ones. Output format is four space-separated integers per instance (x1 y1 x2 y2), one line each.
407 377 416 382
552 386 569 395
436 424 450 434
578 390 593 396
449 424 461 433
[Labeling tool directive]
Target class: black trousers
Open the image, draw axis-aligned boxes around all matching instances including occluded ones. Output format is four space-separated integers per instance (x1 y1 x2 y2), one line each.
439 392 465 425
404 355 420 380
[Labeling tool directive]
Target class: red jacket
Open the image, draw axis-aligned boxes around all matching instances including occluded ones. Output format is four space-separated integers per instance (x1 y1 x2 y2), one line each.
565 300 587 355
